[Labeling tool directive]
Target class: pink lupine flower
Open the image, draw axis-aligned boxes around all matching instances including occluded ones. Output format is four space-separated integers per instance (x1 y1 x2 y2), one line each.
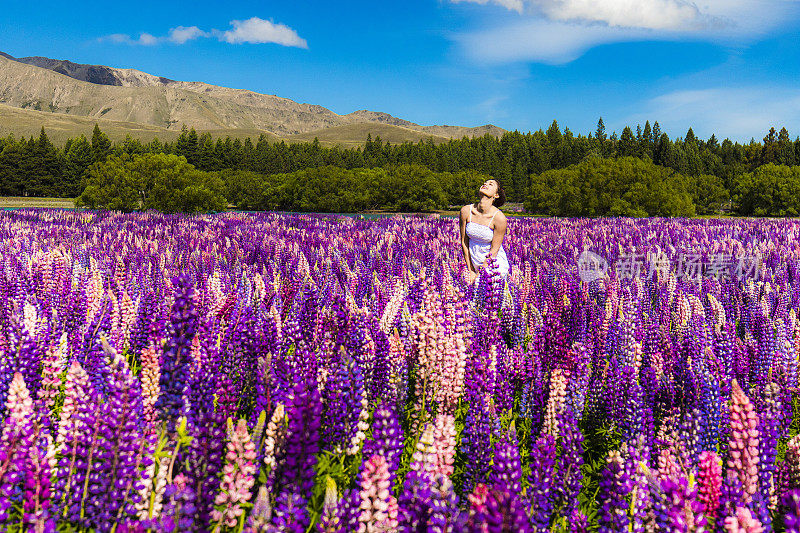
728 379 760 504
139 344 161 428
37 333 67 411
212 418 258 528
409 423 437 479
55 361 92 454
432 414 457 478
467 483 490 516
542 369 568 438
358 454 398 532
723 506 764 533
119 291 137 351
698 450 723 521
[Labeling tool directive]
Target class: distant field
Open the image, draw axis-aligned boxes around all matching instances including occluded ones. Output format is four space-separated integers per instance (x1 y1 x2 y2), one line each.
0 197 75 208
285 123 450 147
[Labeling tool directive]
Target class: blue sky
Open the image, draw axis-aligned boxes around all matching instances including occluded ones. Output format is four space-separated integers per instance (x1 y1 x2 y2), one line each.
2 0 800 142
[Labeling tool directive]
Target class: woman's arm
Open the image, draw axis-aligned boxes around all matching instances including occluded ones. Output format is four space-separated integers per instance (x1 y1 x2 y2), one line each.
485 211 507 264
459 205 477 273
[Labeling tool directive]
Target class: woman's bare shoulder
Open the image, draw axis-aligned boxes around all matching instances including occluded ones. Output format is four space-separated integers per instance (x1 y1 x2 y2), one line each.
460 204 473 217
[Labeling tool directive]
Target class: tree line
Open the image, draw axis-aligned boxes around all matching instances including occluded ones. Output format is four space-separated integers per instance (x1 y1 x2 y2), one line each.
3 120 800 215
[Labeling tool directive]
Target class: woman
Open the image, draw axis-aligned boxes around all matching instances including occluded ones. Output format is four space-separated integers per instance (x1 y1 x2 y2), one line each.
459 178 510 284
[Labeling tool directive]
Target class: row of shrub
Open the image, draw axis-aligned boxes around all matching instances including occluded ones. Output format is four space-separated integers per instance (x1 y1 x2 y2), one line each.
77 152 800 217
77 154 491 213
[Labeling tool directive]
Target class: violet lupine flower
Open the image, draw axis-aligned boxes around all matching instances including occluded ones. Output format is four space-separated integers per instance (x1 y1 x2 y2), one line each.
270 492 309 533
154 474 197 533
322 349 367 455
727 379 760 505
753 382 783 526
275 376 321 501
154 274 198 429
527 434 557 531
397 424 437 532
782 490 800 533
76 296 113 399
52 360 105 525
429 475 462 532
551 407 584 521
489 425 523 497
180 363 226 530
651 474 705 533
697 450 723 523
362 401 403 489
212 418 258 529
82 344 152 532
569 508 590 533
338 487 362 533
466 486 534 533
596 450 633 533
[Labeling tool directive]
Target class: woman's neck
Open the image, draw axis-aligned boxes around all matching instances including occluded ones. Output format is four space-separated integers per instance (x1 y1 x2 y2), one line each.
475 196 495 213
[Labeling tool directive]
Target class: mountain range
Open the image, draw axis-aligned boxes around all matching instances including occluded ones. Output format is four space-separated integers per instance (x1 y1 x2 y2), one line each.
0 52 504 146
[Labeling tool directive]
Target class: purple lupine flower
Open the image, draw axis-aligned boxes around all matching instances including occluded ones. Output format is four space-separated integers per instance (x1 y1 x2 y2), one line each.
180 364 226 530
466 487 534 533
270 492 308 533
321 348 366 455
76 297 113 399
338 487 361 533
528 434 557 531
362 400 404 488
154 474 197 533
429 475 462 532
489 425 523 496
596 450 633 533
52 361 105 525
81 343 151 532
552 407 585 521
154 274 198 429
752 381 783 529
275 376 321 500
460 394 495 494
783 490 800 533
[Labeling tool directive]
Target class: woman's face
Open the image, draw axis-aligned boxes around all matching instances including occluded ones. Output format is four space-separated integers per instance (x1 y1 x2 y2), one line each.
479 179 499 200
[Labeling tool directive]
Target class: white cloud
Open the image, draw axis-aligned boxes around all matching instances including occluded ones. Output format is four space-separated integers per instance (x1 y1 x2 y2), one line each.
99 17 307 49
454 18 651 64
455 0 714 30
100 33 160 46
452 0 525 14
168 26 208 45
628 86 800 142
217 17 308 48
451 0 800 64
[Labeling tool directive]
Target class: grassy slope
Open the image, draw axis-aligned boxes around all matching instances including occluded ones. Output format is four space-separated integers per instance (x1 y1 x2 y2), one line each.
0 103 455 147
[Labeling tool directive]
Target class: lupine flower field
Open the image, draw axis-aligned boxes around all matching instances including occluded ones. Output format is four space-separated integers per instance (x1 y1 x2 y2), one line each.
3 210 800 532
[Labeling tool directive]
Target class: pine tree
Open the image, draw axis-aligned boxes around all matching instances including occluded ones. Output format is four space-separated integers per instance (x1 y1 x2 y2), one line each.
595 117 607 156
91 124 111 163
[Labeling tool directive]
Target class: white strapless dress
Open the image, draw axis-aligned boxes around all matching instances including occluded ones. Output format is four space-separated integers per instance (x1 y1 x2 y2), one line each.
466 221 510 276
